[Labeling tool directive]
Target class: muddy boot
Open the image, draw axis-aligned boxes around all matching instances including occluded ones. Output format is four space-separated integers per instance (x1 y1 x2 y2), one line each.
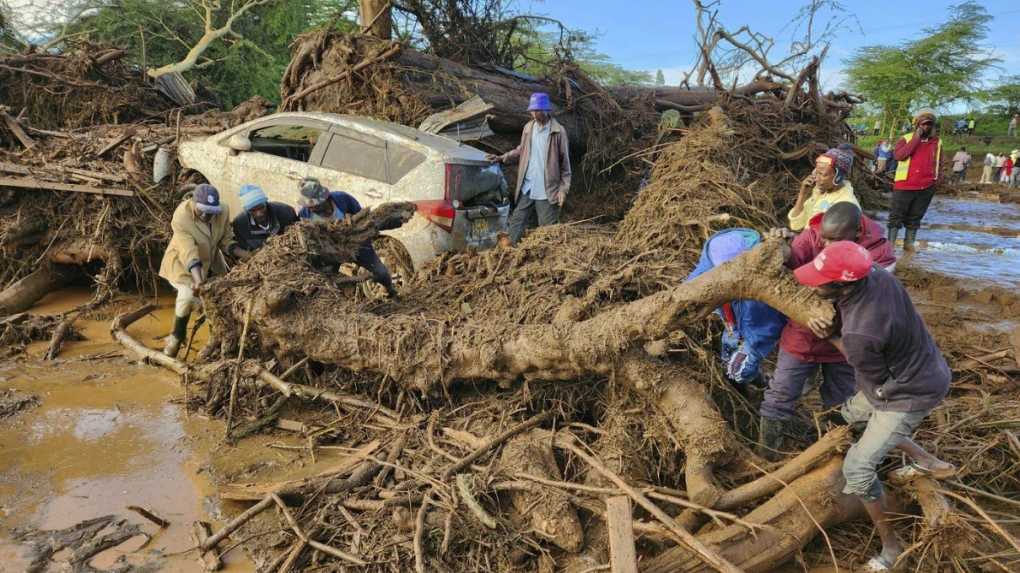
887 227 900 250
756 418 786 462
903 229 917 252
163 314 189 358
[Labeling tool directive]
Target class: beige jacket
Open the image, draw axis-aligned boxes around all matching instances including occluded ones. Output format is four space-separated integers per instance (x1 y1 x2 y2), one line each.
159 200 234 286
499 118 571 203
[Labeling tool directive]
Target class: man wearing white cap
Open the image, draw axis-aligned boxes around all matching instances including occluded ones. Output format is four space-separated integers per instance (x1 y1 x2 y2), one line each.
486 92 571 244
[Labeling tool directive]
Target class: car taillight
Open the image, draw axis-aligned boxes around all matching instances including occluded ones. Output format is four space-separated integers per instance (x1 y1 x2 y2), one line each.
416 200 456 232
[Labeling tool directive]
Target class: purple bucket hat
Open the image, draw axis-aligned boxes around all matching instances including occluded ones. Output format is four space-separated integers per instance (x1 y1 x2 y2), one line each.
527 92 552 112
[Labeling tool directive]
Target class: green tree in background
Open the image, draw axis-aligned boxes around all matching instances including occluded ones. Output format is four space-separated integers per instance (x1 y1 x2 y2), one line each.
655 69 665 86
842 1 997 137
978 75 1020 116
66 0 358 108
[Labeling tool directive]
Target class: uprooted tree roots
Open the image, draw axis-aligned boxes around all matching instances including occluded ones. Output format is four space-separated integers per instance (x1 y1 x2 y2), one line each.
104 101 1016 571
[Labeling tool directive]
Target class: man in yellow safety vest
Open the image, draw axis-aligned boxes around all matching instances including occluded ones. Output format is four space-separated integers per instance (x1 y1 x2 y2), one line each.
890 108 944 252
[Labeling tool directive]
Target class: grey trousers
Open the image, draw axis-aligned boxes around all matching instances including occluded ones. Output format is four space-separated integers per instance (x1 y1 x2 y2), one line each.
841 392 930 502
760 348 857 421
509 192 560 244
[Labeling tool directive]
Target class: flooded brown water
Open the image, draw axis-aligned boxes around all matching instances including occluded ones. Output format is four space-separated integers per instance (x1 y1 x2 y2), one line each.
0 288 253 572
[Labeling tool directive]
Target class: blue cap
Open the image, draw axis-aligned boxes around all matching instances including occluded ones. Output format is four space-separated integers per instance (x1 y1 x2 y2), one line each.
192 184 223 215
527 92 552 112
238 184 268 211
708 233 750 265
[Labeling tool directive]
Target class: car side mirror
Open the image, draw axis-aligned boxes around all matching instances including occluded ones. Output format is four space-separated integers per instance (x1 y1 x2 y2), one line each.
228 133 252 155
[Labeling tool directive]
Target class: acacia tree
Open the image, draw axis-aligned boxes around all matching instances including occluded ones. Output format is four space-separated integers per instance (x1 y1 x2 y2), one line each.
977 75 1020 115
843 1 998 139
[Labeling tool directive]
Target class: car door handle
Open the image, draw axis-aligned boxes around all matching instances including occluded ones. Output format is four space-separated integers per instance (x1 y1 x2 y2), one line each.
364 189 383 198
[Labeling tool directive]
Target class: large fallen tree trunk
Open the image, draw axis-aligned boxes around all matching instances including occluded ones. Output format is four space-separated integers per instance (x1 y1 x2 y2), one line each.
280 34 786 150
0 264 80 316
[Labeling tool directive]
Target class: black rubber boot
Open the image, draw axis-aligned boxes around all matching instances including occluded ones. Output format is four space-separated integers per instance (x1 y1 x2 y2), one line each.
756 418 786 462
903 229 917 252
887 227 900 250
163 314 190 358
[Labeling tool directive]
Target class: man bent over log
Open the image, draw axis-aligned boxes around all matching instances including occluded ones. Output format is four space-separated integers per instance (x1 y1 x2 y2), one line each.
160 184 244 357
757 203 896 460
795 241 956 572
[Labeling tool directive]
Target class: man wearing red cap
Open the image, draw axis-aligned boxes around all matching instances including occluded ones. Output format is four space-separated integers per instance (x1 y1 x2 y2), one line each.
756 202 896 461
794 241 955 571
487 92 571 244
890 108 945 251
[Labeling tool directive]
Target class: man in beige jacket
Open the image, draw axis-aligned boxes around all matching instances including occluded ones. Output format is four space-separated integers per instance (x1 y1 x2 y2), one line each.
159 184 246 357
486 92 571 244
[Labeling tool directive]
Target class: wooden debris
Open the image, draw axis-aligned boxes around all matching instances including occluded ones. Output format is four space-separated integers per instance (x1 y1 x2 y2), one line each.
1 108 36 149
191 521 223 571
95 127 138 158
126 505 170 528
607 496 638 573
0 176 133 197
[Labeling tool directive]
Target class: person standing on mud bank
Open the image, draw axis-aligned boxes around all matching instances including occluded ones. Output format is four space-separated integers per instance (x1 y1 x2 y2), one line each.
296 177 399 299
685 229 787 398
787 143 860 232
231 184 298 252
951 147 970 184
159 184 243 358
794 241 956 572
981 153 995 185
890 108 944 252
485 92 571 245
758 202 897 461
994 153 1005 181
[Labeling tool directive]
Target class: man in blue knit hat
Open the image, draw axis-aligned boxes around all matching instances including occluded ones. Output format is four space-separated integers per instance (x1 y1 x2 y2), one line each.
486 92 572 244
231 184 299 253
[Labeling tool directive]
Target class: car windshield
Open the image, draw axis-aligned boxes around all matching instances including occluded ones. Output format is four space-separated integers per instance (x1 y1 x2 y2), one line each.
448 164 506 205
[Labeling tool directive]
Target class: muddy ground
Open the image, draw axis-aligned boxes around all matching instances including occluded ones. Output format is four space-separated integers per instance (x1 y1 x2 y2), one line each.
1 192 1017 572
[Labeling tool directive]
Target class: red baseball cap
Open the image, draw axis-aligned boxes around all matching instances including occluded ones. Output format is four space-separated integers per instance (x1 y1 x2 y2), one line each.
793 241 873 287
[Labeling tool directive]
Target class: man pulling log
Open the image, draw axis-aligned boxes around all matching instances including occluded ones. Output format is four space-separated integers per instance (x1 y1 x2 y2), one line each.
795 241 956 572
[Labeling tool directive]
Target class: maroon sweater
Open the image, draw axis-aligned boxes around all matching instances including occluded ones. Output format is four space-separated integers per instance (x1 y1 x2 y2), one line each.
838 265 951 412
781 213 897 363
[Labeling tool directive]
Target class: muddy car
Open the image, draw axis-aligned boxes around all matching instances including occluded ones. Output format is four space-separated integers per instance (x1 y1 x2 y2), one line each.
177 112 511 271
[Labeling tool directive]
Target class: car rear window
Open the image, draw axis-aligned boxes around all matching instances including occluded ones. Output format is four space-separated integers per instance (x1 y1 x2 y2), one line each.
448 164 507 205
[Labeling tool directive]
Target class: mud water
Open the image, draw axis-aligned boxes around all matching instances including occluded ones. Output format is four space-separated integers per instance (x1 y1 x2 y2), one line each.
0 289 253 573
878 196 1020 287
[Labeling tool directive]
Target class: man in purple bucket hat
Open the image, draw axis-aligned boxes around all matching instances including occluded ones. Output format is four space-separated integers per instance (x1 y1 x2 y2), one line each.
486 92 571 244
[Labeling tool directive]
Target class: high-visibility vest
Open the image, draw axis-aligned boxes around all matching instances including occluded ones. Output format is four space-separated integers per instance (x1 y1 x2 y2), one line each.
894 133 942 182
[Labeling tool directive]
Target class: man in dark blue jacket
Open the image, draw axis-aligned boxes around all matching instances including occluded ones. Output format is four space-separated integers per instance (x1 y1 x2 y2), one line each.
686 229 788 395
796 241 955 572
297 177 398 298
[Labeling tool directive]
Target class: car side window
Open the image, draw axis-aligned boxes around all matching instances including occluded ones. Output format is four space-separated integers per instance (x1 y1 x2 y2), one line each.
321 132 388 183
387 143 426 184
249 123 323 163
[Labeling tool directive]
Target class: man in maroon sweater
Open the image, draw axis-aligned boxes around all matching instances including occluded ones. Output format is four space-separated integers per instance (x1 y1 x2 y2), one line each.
796 241 955 571
890 108 945 251
757 202 896 461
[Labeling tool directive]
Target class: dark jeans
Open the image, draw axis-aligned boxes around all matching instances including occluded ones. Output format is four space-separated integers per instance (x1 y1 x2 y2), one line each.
760 348 857 421
953 170 965 183
887 185 936 231
509 192 560 244
356 244 393 290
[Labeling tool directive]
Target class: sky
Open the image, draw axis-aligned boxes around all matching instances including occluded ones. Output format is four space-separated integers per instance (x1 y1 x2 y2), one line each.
522 0 1020 107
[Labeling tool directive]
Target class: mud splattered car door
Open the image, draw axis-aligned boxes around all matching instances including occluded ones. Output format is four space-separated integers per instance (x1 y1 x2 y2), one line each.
222 118 331 208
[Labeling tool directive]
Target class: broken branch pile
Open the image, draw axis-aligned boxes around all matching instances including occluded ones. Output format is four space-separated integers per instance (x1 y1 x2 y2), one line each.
0 41 168 133
105 87 1020 572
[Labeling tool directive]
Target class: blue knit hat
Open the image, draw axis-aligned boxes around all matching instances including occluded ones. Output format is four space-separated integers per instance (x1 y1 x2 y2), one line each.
238 184 268 211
